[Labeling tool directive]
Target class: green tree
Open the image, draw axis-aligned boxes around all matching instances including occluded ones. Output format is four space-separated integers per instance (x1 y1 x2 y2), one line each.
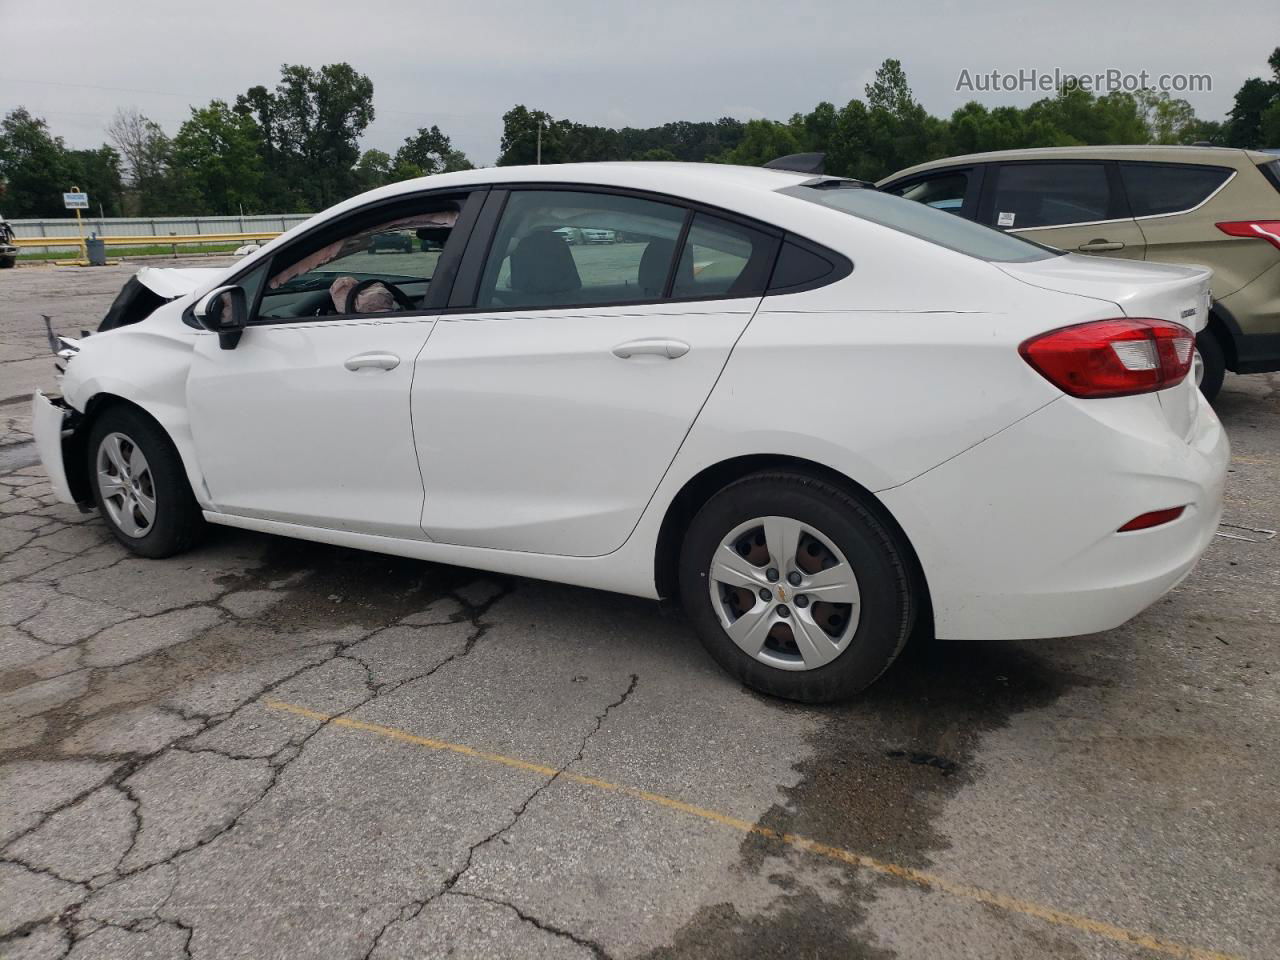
1262 101 1280 148
860 59 944 178
106 108 175 214
713 119 802 166
1136 89 1201 144
169 101 265 215
497 106 559 165
354 148 394 190
67 146 125 217
0 107 76 217
637 147 678 162
236 63 375 210
794 101 838 153
1226 77 1279 147
393 125 473 179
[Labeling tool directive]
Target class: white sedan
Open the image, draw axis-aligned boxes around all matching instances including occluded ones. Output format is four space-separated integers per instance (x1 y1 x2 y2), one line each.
33 162 1227 702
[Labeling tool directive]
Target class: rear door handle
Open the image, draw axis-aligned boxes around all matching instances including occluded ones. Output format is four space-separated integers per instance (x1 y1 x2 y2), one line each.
1077 239 1125 252
611 338 690 360
344 352 400 371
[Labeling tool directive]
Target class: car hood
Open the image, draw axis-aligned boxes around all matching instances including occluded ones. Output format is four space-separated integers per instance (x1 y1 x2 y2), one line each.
997 254 1213 332
135 266 225 300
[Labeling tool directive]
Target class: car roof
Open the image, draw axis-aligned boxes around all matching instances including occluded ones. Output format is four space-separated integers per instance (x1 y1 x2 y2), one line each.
879 144 1273 185
373 161 813 201
286 162 840 251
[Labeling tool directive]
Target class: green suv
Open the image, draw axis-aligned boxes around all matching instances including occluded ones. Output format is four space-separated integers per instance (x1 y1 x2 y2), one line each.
880 146 1280 400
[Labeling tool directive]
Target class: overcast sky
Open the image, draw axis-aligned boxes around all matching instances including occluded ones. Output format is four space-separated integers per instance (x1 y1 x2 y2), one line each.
2 0 1275 166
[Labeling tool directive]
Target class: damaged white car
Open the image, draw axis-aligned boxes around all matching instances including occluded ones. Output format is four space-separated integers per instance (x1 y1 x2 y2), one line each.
33 162 1227 702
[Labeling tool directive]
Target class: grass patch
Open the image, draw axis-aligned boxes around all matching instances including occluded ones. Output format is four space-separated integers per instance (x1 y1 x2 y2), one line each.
18 242 244 261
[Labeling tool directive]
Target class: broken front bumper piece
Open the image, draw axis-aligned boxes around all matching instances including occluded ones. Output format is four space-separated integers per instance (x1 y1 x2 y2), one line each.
31 389 82 506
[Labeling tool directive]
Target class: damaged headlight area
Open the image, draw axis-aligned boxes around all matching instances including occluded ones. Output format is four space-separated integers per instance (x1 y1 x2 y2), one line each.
43 314 81 379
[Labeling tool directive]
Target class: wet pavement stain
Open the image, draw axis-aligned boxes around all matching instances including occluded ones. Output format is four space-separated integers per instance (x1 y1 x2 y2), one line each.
225 529 512 631
646 636 1106 958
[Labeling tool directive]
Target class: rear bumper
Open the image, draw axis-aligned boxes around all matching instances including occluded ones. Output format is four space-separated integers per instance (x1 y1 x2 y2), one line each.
881 390 1228 641
31 390 80 505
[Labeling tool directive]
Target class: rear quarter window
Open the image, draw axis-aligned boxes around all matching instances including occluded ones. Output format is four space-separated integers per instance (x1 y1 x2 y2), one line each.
1119 162 1233 217
1257 159 1280 194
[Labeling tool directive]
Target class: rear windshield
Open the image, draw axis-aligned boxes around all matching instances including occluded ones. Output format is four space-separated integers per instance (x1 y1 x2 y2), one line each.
781 184 1060 263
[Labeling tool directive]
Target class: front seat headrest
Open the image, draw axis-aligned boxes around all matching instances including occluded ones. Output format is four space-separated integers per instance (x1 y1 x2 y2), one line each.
509 230 582 296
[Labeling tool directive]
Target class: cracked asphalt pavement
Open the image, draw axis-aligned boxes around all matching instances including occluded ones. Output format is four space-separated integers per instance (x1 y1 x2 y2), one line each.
2 262 1279 960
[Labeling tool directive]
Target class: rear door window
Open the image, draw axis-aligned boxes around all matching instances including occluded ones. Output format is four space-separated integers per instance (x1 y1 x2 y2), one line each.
991 162 1113 229
475 190 687 310
671 213 778 299
1119 162 1233 216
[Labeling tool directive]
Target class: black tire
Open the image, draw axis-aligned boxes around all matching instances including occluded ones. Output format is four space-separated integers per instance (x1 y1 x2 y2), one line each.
0 255 15 269
678 471 915 703
87 405 206 558
1196 328 1226 403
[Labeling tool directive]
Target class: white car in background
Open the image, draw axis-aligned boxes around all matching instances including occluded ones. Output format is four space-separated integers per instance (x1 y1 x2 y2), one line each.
33 162 1227 702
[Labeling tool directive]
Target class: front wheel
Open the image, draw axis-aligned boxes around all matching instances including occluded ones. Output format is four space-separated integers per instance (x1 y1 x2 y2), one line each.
87 406 206 558
678 472 916 703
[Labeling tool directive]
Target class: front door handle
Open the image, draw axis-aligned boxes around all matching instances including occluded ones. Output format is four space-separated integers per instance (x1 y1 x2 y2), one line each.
611 338 690 360
344 352 400 371
1078 239 1125 252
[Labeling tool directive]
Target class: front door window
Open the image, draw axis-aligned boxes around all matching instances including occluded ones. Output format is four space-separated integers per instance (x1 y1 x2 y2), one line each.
256 201 464 321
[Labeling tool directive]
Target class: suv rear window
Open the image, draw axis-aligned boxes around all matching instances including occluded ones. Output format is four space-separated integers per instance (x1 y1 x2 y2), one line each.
782 184 1057 263
1119 163 1232 217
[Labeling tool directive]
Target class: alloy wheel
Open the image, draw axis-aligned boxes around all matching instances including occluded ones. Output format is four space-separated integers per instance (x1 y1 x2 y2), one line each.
96 431 157 538
708 515 861 671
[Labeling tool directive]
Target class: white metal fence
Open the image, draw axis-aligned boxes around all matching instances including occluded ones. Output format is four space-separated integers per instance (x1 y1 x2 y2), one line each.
9 214 312 253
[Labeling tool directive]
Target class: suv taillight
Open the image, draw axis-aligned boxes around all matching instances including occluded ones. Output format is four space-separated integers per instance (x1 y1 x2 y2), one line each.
1215 220 1280 251
1019 319 1195 399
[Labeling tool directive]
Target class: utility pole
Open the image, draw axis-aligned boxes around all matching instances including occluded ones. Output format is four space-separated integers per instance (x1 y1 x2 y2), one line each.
536 121 542 165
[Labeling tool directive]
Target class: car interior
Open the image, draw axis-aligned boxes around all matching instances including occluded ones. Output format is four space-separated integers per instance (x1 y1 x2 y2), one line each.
255 200 463 319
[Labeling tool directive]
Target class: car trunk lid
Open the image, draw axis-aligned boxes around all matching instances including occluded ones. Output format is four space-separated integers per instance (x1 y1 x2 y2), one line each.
1000 253 1212 441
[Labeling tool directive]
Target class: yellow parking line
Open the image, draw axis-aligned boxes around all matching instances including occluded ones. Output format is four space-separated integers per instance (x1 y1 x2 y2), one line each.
1231 455 1275 465
265 699 1241 960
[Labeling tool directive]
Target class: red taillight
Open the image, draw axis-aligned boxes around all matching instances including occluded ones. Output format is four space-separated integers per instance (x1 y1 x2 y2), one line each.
1216 220 1280 251
1118 506 1186 532
1019 318 1195 399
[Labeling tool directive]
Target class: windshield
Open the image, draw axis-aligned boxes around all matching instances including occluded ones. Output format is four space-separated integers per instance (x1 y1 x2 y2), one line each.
781 184 1061 263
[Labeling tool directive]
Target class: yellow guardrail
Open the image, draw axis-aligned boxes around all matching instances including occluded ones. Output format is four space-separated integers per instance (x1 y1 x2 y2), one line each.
13 231 282 249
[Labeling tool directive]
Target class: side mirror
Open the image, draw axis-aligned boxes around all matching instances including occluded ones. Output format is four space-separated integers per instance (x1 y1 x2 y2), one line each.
194 285 247 350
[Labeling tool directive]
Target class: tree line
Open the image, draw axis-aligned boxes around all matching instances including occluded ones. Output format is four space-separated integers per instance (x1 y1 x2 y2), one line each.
1 51 1277 220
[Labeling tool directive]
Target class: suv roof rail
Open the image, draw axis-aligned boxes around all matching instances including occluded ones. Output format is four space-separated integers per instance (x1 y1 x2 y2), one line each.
764 152 826 175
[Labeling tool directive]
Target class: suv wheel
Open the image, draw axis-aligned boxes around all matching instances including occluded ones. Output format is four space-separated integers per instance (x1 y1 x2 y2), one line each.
87 406 206 558
678 472 915 703
1196 328 1226 403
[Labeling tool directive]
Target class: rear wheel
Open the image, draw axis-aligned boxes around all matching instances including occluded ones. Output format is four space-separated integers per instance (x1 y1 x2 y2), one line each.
0 255 15 269
87 406 206 558
1196 328 1226 403
678 472 915 703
